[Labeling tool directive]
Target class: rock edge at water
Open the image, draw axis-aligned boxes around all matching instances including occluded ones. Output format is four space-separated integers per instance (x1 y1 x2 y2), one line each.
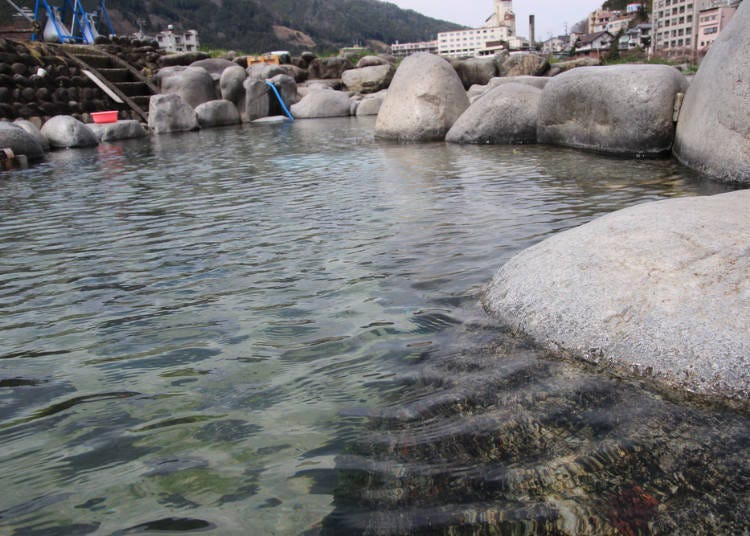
484 190 750 401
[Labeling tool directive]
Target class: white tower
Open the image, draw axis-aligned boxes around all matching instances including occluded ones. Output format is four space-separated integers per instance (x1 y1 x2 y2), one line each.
493 0 516 35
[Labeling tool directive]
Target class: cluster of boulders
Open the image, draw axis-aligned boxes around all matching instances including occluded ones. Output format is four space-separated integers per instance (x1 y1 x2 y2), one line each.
0 38 122 123
483 2 750 402
375 52 688 159
0 113 146 165
146 52 401 133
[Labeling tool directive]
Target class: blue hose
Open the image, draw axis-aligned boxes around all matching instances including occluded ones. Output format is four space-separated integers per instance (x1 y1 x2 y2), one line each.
264 81 294 121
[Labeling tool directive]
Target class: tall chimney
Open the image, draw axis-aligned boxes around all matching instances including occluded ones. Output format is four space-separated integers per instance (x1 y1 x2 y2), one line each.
529 15 536 50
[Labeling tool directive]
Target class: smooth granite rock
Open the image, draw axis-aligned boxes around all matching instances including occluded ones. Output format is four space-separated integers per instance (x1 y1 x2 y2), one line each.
673 1 750 183
157 51 210 68
244 79 270 121
88 120 147 142
356 93 385 116
452 57 499 89
309 57 354 79
195 100 241 128
290 89 351 119
537 65 688 156
156 66 217 109
148 93 199 134
0 121 45 159
189 58 236 82
220 65 248 116
268 74 299 106
446 83 541 144
356 55 390 68
342 64 395 94
503 53 550 77
13 118 49 151
484 190 750 399
40 115 98 148
375 53 469 142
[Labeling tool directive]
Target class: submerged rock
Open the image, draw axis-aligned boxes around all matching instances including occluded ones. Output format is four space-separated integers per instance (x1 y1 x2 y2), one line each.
446 83 541 145
40 115 98 148
673 0 750 183
375 53 469 142
484 190 750 399
537 65 687 156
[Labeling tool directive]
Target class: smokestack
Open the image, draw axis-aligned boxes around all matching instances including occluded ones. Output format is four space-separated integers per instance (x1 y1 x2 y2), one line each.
529 15 536 50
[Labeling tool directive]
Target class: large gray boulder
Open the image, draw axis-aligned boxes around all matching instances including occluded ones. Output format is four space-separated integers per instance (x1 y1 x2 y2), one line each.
290 89 351 119
189 58 236 82
342 64 395 94
673 1 750 183
157 51 210 68
0 122 45 160
537 65 688 156
375 53 469 142
195 100 241 128
547 56 601 76
13 118 49 151
356 93 385 116
484 190 750 399
244 79 270 121
40 115 98 148
268 74 299 107
468 76 550 103
446 83 542 145
148 93 199 134
156 66 217 109
452 57 499 89
88 120 147 142
246 63 288 81
309 57 354 79
503 53 550 76
220 65 247 117
356 55 390 68
489 75 550 91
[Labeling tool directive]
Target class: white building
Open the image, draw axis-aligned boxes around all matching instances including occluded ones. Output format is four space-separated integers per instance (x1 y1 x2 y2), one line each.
437 0 519 58
155 26 199 53
391 40 438 57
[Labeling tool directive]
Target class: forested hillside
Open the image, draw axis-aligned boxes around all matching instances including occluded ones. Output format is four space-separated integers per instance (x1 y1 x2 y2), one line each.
97 0 463 52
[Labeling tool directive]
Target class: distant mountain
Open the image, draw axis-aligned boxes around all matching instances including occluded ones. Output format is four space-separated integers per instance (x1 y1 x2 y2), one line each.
101 0 466 53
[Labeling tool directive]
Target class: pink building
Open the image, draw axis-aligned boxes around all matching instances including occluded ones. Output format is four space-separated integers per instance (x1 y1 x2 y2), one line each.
698 5 737 50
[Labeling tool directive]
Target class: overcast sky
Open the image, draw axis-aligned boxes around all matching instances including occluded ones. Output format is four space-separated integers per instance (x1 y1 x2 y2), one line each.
387 0 605 39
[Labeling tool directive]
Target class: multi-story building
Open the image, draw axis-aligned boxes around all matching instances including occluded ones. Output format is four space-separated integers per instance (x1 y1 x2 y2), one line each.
437 0 518 58
155 26 199 53
697 2 737 49
651 0 696 54
651 0 740 55
391 40 439 57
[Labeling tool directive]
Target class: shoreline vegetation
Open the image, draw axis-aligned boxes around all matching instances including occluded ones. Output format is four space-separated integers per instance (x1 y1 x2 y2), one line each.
2 1 748 404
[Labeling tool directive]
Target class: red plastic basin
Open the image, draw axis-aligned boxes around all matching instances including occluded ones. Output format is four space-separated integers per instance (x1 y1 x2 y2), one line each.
91 111 118 124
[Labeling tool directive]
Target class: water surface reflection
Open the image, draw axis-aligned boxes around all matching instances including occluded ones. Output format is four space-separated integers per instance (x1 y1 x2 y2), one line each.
0 118 745 535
